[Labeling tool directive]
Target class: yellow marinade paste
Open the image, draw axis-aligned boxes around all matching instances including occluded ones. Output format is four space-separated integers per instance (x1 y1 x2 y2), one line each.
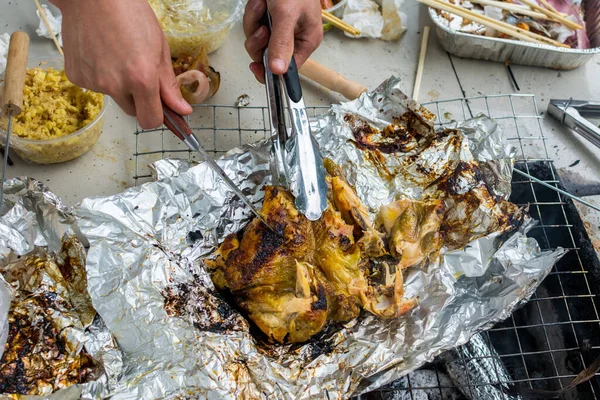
2 67 103 141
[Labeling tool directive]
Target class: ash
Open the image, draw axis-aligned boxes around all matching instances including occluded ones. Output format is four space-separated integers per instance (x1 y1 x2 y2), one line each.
162 275 248 334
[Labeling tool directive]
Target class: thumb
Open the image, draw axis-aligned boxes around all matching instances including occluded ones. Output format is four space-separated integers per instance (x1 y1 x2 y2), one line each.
267 16 296 75
160 65 193 116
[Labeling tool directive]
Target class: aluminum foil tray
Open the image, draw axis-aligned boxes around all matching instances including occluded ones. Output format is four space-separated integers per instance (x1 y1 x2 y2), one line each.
428 0 600 70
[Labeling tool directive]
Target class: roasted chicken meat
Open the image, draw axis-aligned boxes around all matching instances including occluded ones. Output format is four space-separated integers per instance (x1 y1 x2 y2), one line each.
207 171 425 343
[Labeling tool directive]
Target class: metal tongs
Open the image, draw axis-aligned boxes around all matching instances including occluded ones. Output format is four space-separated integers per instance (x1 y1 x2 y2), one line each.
548 99 600 149
263 13 328 221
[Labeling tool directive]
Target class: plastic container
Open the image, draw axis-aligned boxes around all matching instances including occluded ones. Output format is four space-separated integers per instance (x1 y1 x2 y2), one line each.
0 56 107 164
323 0 348 32
149 0 247 57
326 0 348 17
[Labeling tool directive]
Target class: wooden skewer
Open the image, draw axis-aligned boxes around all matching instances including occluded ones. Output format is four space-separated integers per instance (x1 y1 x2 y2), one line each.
422 0 570 48
299 59 367 100
467 0 554 20
518 0 583 30
33 0 64 56
413 26 430 102
321 10 361 36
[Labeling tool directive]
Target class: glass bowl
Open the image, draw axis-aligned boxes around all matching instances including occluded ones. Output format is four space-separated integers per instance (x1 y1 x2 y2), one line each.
0 56 107 164
150 0 247 56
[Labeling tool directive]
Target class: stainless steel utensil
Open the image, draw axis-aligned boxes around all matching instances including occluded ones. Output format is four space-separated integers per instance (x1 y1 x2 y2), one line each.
162 106 272 229
0 31 29 209
263 13 328 221
548 99 600 149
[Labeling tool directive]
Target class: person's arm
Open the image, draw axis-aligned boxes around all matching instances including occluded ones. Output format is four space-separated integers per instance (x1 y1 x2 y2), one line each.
243 0 323 83
49 0 194 129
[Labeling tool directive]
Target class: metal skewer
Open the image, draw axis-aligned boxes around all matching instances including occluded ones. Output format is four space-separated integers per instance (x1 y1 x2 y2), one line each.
162 106 274 230
1 31 30 209
513 168 600 212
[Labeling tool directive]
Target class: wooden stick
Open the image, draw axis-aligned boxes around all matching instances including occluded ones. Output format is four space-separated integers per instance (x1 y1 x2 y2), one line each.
2 32 30 116
518 0 583 30
467 0 553 20
413 26 430 102
33 0 64 56
422 0 570 48
299 59 367 100
321 10 361 36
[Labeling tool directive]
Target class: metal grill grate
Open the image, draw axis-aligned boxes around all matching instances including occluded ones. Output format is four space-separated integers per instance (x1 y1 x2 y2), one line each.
132 95 600 399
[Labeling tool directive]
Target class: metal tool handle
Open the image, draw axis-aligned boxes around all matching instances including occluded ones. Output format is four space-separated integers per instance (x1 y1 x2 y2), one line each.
1 31 29 116
574 102 600 118
282 58 303 103
565 107 600 149
163 104 193 140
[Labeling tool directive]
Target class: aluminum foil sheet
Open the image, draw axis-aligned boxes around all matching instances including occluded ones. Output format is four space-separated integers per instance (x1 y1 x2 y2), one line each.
76 77 564 399
0 177 123 399
428 0 600 70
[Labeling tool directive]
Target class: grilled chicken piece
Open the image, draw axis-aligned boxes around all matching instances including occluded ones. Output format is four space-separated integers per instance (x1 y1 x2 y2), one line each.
431 161 525 250
377 199 445 269
207 187 328 343
358 259 419 319
208 173 421 343
326 172 388 258
313 205 364 322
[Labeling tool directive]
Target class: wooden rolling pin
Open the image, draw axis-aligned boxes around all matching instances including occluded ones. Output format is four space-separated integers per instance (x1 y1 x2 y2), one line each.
2 31 30 116
299 59 367 100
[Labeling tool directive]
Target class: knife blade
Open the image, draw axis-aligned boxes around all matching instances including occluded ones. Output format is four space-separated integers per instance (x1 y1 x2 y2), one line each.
162 105 273 230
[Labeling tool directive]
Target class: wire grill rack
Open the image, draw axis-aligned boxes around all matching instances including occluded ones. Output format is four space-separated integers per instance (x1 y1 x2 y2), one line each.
132 94 600 399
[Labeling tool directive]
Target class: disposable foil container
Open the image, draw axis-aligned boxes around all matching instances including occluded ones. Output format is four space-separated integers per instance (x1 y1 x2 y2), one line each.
428 0 600 70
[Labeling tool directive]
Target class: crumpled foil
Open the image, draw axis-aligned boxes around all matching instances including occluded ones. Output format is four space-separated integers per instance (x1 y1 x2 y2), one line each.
0 177 123 399
76 77 564 399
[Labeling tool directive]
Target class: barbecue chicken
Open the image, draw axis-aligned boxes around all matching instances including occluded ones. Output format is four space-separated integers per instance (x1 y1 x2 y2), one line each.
207 170 428 343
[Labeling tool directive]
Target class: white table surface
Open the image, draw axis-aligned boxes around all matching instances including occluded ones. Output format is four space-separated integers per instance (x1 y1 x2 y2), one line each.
1 0 599 249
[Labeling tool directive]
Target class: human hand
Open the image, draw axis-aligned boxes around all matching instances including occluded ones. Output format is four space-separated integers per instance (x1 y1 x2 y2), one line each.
243 0 323 83
50 0 194 129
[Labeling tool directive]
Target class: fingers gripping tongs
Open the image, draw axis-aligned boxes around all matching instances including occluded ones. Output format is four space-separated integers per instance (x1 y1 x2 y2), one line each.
263 13 328 221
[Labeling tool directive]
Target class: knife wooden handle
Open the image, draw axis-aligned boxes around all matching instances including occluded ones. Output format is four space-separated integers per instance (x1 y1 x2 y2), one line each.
2 31 30 116
299 59 367 100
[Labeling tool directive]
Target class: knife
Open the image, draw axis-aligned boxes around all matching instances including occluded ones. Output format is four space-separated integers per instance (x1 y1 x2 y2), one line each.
162 105 273 230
